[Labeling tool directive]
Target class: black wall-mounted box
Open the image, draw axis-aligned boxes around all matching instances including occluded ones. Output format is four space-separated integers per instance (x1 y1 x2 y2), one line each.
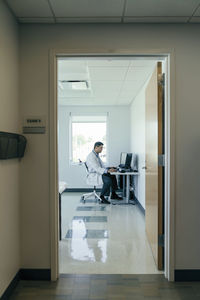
0 131 27 160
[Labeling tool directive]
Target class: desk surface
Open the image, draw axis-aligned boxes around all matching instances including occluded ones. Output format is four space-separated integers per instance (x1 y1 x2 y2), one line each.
110 171 139 175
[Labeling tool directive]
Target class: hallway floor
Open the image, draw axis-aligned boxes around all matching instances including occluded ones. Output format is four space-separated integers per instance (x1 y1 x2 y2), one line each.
10 274 200 300
59 192 162 274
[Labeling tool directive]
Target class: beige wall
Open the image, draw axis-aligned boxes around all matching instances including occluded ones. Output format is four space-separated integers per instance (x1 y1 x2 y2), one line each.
19 23 200 270
0 1 19 297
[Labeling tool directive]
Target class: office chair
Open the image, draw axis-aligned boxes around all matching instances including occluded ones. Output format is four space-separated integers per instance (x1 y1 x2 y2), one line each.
81 162 102 203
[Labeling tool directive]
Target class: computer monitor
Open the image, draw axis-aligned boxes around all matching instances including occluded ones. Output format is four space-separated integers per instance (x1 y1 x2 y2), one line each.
125 153 132 169
119 152 132 169
120 152 127 166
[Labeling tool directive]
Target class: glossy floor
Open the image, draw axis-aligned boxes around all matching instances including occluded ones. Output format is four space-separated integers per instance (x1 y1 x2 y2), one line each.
59 192 163 274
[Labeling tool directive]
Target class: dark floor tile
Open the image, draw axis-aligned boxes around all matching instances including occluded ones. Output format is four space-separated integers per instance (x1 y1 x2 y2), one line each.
80 199 98 203
76 206 106 211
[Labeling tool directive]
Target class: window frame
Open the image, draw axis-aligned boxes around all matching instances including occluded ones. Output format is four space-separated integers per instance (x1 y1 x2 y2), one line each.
69 113 108 165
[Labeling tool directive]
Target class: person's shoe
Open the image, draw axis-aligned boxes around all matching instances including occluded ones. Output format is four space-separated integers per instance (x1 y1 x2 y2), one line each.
100 195 110 204
110 193 123 200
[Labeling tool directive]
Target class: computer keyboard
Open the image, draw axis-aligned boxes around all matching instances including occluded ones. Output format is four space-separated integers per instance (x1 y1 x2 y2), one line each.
117 167 134 173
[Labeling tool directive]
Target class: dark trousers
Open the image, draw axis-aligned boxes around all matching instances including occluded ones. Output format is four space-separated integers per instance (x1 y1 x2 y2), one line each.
101 173 118 196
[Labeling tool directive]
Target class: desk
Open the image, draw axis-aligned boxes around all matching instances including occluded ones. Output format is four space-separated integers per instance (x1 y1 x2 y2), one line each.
110 171 139 204
59 181 67 240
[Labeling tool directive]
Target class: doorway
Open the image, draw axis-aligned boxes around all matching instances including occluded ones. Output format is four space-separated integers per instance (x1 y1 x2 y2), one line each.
49 51 175 281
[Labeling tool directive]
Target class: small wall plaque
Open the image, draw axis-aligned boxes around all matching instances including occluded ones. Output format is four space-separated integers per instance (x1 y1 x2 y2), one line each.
23 116 46 134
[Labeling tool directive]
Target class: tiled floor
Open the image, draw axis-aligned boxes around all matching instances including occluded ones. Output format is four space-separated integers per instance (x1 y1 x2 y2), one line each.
9 193 200 299
10 274 200 300
59 192 163 274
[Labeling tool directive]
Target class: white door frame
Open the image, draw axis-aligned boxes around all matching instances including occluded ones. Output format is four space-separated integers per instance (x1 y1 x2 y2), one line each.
49 48 175 281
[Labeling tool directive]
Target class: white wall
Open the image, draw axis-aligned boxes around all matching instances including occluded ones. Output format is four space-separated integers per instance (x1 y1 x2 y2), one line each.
19 23 200 270
130 84 146 209
0 1 19 297
58 105 130 188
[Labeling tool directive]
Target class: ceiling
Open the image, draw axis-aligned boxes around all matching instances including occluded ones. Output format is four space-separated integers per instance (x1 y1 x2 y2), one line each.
5 0 200 23
58 58 157 106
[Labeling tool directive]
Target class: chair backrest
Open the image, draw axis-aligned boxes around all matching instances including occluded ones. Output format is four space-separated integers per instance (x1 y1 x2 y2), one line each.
84 162 89 173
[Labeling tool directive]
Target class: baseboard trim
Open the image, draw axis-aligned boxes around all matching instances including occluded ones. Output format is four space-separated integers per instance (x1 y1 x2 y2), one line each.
19 269 51 281
175 269 200 281
1 271 20 300
64 188 101 193
134 197 145 215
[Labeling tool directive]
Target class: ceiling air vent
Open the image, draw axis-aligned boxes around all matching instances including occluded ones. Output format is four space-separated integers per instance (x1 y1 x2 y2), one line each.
59 80 89 90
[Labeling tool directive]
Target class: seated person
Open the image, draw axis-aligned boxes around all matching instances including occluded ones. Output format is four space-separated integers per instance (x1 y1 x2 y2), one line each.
86 141 122 204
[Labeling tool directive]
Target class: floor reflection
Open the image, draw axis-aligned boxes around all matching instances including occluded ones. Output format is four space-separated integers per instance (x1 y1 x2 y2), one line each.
69 220 108 262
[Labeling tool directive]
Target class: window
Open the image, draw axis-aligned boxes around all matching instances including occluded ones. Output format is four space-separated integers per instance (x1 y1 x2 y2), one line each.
70 115 107 163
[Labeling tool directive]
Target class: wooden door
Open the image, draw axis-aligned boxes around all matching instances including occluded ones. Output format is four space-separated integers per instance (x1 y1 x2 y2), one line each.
145 62 164 270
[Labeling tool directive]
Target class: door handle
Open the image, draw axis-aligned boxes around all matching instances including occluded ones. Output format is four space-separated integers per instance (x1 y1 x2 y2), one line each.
142 166 147 170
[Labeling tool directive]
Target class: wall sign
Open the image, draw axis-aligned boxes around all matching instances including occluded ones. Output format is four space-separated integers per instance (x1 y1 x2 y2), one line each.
23 116 46 134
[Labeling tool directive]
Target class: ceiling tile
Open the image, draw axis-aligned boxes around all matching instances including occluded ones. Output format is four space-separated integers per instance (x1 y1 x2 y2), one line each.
121 81 143 92
125 67 153 81
56 17 122 23
6 0 53 17
18 17 55 23
58 58 157 106
89 67 128 81
90 81 122 94
58 61 89 81
189 16 200 22
49 0 124 17
59 98 95 106
119 90 139 98
117 97 135 105
124 17 189 23
87 60 130 67
125 0 200 17
130 60 156 67
193 6 200 16
59 90 93 98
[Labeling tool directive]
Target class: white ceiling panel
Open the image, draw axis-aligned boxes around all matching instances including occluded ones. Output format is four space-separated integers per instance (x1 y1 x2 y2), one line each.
56 17 122 23
130 60 156 67
6 0 53 17
119 90 139 98
18 17 55 23
93 91 119 98
59 98 95 106
58 90 93 98
190 16 200 22
121 81 143 92
87 60 130 67
90 81 122 93
58 59 158 106
58 60 87 68
49 0 125 17
58 73 89 81
117 97 135 105
125 67 153 81
89 67 127 81
58 63 89 81
125 0 200 17
94 97 118 105
124 17 189 23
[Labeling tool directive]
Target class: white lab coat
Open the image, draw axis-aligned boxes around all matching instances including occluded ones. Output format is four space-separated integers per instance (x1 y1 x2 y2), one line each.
86 151 106 186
